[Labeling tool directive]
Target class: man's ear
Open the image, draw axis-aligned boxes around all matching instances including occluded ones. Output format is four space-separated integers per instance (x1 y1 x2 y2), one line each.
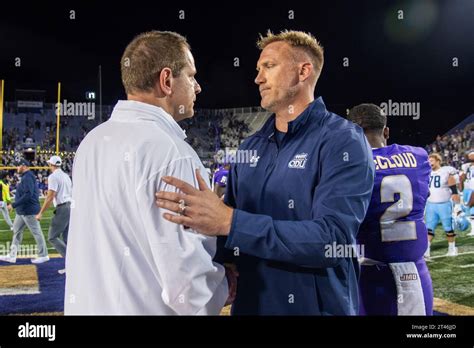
299 62 313 82
383 126 390 140
156 68 173 97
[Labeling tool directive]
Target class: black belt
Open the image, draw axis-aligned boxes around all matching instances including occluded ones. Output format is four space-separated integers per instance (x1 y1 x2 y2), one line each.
57 201 71 207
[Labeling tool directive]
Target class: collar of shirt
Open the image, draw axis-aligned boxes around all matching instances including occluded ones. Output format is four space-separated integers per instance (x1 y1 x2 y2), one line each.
111 100 187 140
255 96 327 139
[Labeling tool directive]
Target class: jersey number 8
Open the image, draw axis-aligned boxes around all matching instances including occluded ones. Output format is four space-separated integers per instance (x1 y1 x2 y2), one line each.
429 175 441 188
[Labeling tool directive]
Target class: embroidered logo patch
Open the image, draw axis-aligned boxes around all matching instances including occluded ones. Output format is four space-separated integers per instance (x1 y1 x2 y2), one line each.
400 273 418 281
288 153 308 169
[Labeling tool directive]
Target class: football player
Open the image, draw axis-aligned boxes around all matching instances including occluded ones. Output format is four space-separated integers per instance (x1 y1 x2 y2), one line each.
460 152 474 236
213 163 230 198
425 153 460 257
348 103 433 315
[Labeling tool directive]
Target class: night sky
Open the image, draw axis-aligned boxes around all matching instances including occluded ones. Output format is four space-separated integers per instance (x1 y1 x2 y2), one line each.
1 0 473 145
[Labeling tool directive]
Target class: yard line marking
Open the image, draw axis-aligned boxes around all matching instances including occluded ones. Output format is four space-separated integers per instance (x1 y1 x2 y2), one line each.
459 264 474 268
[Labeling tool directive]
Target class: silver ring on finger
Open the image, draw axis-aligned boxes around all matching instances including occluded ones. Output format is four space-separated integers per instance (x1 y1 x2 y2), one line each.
178 199 186 215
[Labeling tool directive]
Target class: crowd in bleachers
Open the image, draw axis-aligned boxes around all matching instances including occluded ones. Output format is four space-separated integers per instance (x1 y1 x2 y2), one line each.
219 116 250 149
1 151 75 195
181 116 216 153
425 125 474 168
2 102 106 152
181 110 251 154
4 121 87 152
1 103 473 193
0 107 255 193
3 105 253 164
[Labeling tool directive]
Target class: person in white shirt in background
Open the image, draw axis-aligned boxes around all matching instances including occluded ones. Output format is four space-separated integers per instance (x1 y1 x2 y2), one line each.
424 153 460 258
64 31 235 315
36 155 72 274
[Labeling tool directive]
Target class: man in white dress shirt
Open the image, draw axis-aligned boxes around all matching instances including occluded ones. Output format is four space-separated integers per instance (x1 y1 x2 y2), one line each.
65 31 232 315
36 155 72 259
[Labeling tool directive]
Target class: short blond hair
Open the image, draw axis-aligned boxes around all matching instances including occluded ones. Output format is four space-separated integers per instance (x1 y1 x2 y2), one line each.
257 30 324 76
429 153 442 163
121 31 190 94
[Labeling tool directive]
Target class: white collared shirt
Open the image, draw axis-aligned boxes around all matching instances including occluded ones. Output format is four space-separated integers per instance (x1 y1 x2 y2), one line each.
48 168 72 206
65 100 228 315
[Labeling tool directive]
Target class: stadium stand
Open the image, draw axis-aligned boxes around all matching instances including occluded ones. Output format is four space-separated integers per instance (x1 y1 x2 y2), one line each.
1 101 471 195
425 126 473 168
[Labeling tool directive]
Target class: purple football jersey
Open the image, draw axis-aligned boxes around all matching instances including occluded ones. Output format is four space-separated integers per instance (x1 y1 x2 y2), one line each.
357 144 431 263
213 168 229 187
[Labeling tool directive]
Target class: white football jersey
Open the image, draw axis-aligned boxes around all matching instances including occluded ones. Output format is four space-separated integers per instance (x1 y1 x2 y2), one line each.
462 163 474 190
428 166 457 203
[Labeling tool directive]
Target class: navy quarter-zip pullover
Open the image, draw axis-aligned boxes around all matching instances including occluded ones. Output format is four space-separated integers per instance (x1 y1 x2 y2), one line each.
12 170 41 216
221 97 375 315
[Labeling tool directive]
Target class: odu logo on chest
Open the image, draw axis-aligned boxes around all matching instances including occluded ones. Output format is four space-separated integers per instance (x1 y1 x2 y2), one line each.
288 153 308 169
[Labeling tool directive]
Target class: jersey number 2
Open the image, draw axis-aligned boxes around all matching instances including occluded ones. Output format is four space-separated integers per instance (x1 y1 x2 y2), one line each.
380 174 417 242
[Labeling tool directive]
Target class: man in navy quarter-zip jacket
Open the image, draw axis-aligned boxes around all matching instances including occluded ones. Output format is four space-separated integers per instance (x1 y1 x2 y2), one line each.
155 30 375 315
0 159 49 264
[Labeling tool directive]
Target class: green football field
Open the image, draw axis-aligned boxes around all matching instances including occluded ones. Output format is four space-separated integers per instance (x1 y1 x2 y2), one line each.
0 199 57 255
427 224 474 310
0 200 473 313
